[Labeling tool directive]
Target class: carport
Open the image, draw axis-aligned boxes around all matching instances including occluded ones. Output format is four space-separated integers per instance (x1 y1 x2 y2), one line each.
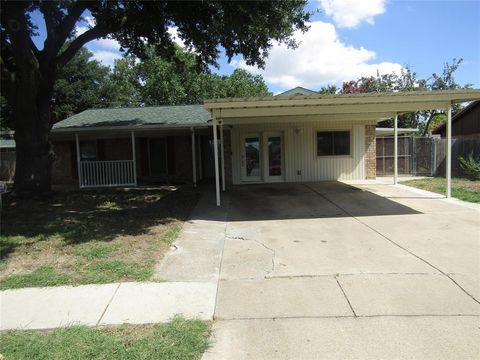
204 89 480 206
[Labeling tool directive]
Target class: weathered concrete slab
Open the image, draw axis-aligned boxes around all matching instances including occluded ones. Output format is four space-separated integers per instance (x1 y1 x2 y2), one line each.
338 274 480 316
220 238 274 280
0 284 118 330
154 193 227 282
215 277 352 319
260 217 434 277
100 282 217 325
203 316 480 360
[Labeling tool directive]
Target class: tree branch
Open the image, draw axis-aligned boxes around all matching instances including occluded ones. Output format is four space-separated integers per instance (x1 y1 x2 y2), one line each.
42 1 89 63
56 26 109 67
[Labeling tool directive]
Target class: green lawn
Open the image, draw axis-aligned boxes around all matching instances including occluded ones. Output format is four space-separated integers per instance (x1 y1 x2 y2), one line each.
0 187 199 290
401 177 480 203
0 317 211 360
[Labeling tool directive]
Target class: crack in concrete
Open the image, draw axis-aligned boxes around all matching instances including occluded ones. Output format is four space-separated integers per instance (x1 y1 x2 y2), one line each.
225 233 276 277
335 276 357 317
96 283 121 326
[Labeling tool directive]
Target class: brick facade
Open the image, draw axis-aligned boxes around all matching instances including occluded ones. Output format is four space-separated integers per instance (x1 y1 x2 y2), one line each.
365 124 376 179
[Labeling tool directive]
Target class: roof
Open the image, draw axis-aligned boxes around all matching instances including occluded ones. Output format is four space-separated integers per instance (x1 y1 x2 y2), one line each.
376 128 419 136
52 104 211 131
432 100 479 134
204 89 480 124
0 139 15 148
276 87 318 96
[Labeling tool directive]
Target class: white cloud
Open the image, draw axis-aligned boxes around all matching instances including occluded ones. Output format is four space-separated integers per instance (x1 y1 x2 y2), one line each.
90 50 122 67
232 21 402 90
167 27 186 48
319 0 386 28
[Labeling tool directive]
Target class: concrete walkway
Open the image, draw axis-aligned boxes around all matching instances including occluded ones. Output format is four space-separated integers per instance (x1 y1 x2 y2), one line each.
202 181 480 360
0 192 226 331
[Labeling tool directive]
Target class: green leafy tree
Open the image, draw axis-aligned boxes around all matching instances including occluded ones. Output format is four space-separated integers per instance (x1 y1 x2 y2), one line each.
1 0 309 197
340 60 469 133
52 47 111 121
318 84 339 95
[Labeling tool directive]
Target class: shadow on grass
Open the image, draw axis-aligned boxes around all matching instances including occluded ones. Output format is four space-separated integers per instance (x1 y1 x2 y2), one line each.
0 186 200 260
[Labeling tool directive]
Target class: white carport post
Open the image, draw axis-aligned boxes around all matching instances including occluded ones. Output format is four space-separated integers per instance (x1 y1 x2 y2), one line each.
446 103 452 197
131 131 137 186
191 127 197 187
220 122 226 191
393 113 398 185
213 117 221 206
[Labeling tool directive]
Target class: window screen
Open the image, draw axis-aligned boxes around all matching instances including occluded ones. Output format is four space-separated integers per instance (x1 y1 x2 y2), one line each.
316 131 350 156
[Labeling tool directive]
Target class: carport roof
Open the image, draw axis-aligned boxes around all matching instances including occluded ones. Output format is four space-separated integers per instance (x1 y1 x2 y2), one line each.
204 89 480 122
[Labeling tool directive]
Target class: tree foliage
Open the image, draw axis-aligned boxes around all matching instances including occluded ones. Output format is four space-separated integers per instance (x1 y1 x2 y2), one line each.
0 0 310 196
339 59 470 133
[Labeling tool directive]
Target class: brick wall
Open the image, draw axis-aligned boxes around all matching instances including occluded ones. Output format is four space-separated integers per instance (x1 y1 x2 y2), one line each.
52 141 76 184
365 124 376 179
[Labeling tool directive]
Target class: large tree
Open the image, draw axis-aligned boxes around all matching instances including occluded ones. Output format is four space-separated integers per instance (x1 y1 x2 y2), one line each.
1 1 309 197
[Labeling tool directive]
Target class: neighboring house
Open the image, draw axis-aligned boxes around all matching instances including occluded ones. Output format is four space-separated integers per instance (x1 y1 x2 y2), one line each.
50 89 480 197
433 101 480 138
0 137 16 183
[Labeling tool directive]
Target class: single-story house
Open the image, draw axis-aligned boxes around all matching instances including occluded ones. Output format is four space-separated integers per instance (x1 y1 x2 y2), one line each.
50 89 480 204
0 136 16 183
433 100 480 139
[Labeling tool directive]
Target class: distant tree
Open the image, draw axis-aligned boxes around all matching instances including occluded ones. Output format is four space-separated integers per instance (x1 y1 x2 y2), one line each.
52 47 111 121
1 0 309 197
341 60 470 133
105 47 271 106
318 84 339 95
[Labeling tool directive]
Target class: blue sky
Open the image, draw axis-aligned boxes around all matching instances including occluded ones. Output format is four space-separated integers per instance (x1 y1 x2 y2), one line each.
31 0 480 93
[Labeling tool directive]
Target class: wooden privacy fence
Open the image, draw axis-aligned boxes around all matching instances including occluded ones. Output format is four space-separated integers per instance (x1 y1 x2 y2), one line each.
376 135 480 177
79 160 136 188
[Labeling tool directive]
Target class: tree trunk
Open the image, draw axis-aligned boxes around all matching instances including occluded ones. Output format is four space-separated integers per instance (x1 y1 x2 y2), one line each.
13 74 55 198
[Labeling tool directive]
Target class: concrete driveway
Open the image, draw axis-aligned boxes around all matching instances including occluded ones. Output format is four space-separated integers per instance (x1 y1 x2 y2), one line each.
158 181 480 359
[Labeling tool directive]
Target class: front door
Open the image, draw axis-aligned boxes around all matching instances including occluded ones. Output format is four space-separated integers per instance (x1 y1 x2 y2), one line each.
241 134 261 182
264 132 284 182
149 138 167 177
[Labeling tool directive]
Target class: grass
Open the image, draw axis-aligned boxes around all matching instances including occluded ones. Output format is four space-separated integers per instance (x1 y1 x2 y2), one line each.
0 187 200 290
401 177 480 203
0 316 211 360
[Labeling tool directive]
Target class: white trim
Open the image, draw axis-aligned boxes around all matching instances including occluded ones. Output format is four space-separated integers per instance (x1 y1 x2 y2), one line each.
394 114 398 185
213 119 221 206
241 133 262 182
220 123 225 191
446 104 452 198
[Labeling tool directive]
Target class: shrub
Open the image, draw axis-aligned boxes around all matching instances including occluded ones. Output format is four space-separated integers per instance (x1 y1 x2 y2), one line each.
459 153 480 180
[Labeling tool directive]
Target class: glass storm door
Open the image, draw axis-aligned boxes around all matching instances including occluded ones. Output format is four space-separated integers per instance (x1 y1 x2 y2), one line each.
242 134 261 182
264 132 284 182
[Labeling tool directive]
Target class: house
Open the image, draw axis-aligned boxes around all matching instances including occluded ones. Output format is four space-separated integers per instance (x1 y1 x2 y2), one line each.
0 135 16 183
50 89 480 203
433 101 480 138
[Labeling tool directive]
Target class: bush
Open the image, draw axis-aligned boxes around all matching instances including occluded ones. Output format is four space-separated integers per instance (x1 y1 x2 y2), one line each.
459 154 480 180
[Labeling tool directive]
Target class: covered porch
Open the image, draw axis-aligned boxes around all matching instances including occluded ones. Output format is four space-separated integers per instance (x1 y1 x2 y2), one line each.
205 90 480 206
51 126 215 188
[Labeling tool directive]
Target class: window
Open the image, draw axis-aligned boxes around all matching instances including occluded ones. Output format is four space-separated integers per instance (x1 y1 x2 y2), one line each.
317 131 350 156
80 140 97 161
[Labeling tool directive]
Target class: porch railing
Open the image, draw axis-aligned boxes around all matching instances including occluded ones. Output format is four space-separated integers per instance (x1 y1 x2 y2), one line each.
79 160 136 188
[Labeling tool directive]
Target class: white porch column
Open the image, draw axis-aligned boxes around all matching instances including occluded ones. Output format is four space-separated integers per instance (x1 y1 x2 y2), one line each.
191 127 197 187
213 118 221 206
446 103 452 198
394 113 398 185
220 122 226 191
131 131 137 186
75 134 83 188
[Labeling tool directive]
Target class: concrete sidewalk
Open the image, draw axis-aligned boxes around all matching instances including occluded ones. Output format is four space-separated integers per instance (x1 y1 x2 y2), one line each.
1 191 226 331
1 281 217 330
